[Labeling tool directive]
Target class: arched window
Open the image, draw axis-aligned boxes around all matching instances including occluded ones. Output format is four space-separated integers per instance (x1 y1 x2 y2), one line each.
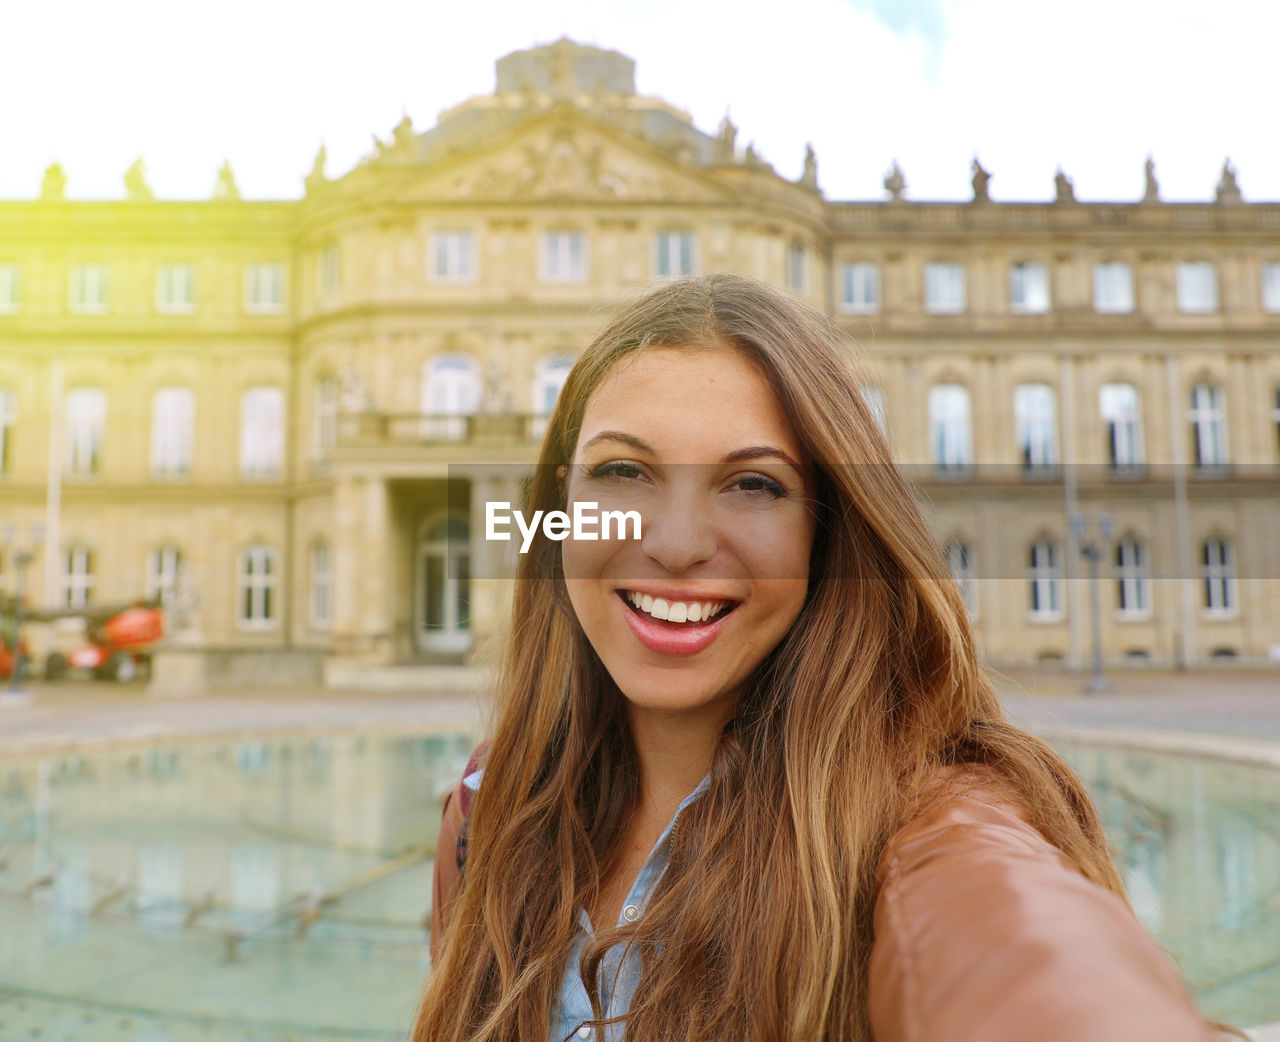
1189 383 1228 469
1099 382 1143 470
531 355 575 438
1028 539 1063 619
861 385 887 435
1014 383 1057 472
944 539 977 618
314 375 339 457
420 356 481 441
929 383 972 472
66 388 106 476
1115 538 1150 617
151 387 194 477
62 545 94 608
237 545 277 627
310 542 332 630
146 546 182 605
1201 538 1236 616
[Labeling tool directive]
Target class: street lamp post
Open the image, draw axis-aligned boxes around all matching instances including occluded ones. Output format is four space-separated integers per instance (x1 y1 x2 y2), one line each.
1071 514 1112 695
2 523 44 704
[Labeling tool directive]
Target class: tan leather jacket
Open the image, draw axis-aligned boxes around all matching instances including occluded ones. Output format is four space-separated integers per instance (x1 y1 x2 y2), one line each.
431 765 1215 1041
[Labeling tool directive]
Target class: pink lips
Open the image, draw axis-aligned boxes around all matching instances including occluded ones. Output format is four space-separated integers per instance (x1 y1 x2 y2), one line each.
617 592 734 656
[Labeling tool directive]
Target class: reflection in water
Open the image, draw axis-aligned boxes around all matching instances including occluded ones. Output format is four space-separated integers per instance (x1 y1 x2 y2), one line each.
1059 743 1280 1026
0 734 1276 1039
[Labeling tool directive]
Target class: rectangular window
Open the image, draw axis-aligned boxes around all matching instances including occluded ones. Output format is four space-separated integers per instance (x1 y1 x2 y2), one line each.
1010 261 1050 314
786 244 807 292
245 264 285 313
924 262 966 314
156 264 196 313
150 387 194 477
1116 539 1150 617
542 231 586 282
1028 540 1063 619
656 231 696 278
66 388 106 476
0 388 14 476
69 264 109 313
431 232 475 282
1201 539 1236 615
62 546 94 609
0 265 19 312
146 546 182 605
1263 262 1280 313
319 245 341 294
239 387 285 479
310 543 332 630
1093 262 1134 314
839 262 880 314
1176 262 1218 313
238 546 277 626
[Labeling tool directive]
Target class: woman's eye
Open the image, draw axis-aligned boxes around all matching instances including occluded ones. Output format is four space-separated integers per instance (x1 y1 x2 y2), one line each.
586 460 643 481
730 473 788 499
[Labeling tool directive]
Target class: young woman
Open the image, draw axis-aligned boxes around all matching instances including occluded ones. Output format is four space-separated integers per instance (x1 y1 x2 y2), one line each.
414 274 1220 1042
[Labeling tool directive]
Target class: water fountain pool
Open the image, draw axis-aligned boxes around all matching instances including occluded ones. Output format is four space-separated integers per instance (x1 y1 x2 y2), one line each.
0 730 1276 1040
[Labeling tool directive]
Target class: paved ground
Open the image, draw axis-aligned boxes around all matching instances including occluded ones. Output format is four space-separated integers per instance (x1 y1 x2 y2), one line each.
0 666 1275 753
995 667 1280 742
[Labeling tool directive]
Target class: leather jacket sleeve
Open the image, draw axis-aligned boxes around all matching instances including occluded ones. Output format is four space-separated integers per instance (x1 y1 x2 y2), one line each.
430 778 467 964
868 768 1216 1042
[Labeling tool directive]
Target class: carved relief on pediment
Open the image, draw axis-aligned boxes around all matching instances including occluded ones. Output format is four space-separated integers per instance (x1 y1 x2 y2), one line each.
444 129 695 203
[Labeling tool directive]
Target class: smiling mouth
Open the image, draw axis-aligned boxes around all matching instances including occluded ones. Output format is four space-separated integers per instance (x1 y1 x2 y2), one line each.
619 590 738 626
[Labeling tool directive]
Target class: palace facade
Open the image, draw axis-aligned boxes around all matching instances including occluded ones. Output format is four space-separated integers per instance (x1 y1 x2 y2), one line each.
1 37 1278 686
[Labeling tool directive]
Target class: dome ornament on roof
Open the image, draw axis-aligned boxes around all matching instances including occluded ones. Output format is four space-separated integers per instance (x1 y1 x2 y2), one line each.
40 162 67 201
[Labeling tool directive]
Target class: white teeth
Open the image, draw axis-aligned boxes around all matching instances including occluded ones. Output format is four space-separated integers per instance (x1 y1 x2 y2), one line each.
623 592 732 625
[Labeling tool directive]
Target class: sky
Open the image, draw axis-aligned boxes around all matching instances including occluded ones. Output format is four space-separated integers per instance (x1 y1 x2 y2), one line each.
3 0 1277 204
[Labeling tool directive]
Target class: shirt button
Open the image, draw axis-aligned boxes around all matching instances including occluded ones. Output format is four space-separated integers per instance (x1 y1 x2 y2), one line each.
577 1026 592 1039
622 904 640 922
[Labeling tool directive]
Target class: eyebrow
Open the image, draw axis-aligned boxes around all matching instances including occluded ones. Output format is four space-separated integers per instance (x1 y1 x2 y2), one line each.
581 431 803 470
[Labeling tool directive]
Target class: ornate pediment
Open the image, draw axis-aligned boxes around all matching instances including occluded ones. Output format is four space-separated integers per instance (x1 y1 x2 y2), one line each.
397 119 727 206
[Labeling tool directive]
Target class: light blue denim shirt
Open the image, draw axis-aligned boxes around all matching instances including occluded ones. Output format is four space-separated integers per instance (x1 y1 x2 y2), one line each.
462 769 711 1042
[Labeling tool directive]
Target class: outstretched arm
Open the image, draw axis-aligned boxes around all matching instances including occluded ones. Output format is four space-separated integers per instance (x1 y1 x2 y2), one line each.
868 773 1215 1042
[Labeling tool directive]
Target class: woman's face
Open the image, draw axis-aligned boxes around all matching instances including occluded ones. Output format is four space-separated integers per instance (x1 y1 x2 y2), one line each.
562 342 817 728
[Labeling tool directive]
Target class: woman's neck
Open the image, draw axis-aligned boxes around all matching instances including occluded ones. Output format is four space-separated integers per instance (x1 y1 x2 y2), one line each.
624 701 727 830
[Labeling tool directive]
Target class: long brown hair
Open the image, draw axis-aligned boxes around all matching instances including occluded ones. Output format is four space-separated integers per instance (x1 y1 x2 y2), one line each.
412 273 1126 1042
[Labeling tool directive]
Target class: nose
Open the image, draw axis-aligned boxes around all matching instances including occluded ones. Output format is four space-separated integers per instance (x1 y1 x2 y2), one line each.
639 486 718 574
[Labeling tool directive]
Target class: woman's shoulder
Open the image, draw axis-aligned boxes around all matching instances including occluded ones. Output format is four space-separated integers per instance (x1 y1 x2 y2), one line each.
869 762 1212 1042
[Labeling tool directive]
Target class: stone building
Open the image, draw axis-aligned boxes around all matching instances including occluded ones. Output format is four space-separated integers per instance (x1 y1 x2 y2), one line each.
0 37 1277 686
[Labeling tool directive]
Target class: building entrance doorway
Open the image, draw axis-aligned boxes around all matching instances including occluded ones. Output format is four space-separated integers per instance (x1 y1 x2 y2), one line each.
415 514 471 653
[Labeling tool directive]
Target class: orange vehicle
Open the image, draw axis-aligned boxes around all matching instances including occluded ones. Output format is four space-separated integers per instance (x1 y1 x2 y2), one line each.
0 595 30 681
43 602 165 683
